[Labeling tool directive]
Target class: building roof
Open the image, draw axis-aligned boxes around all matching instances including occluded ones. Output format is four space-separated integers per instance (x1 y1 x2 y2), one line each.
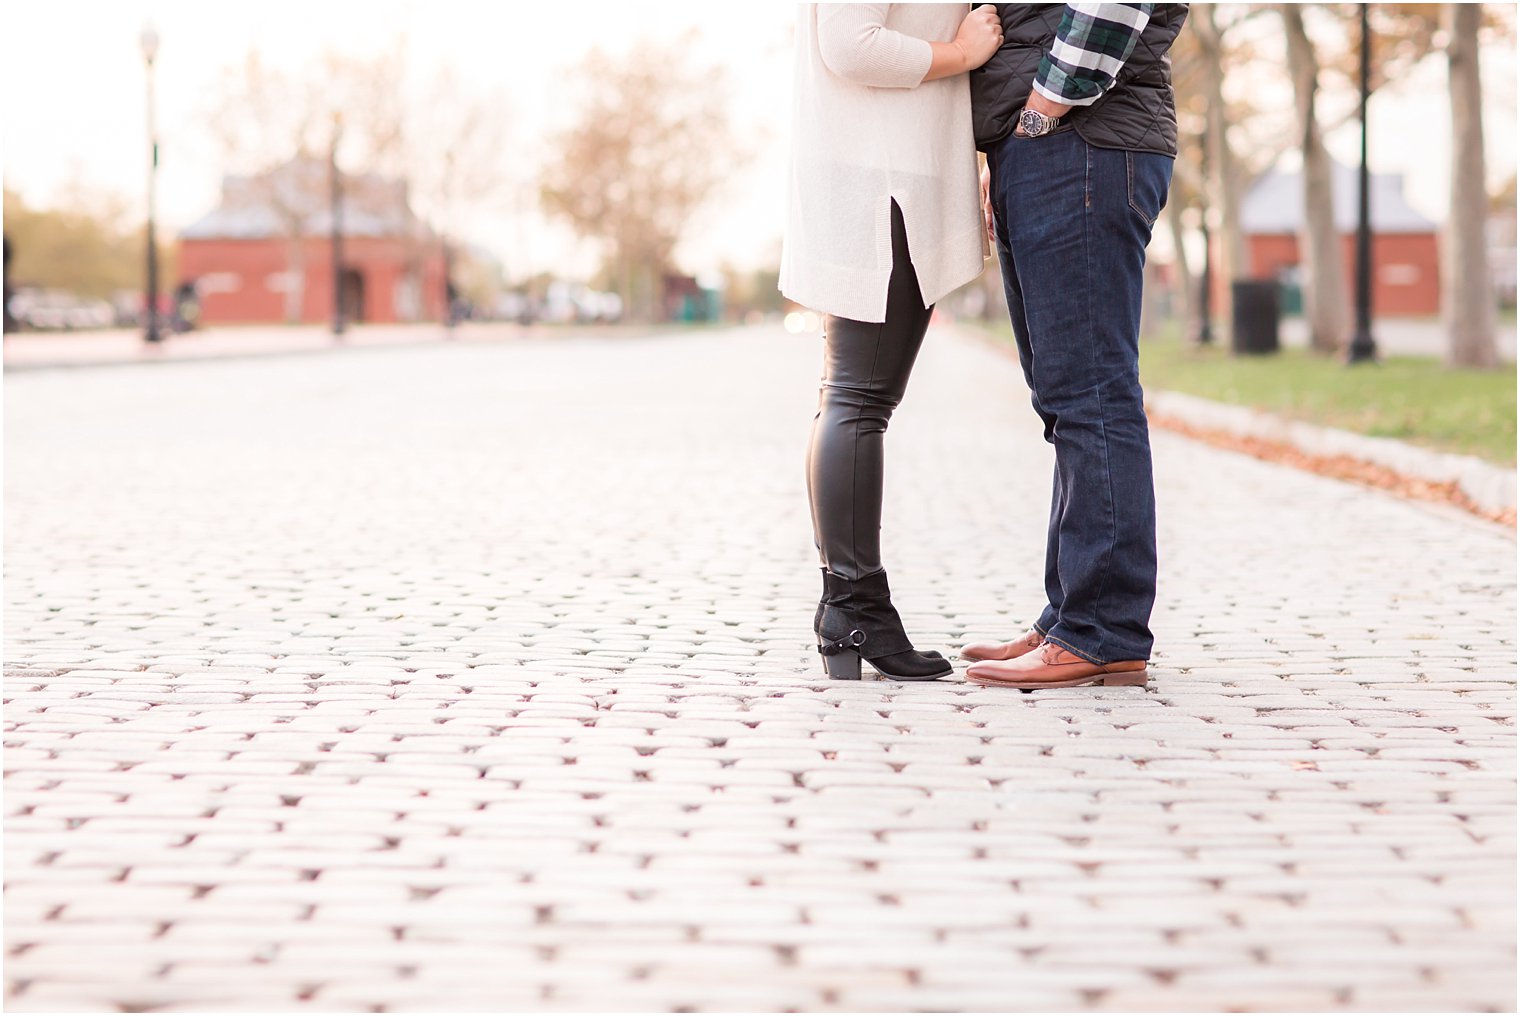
1241 161 1437 235
182 154 432 241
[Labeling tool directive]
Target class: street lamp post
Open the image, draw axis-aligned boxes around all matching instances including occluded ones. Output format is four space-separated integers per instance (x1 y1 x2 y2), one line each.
141 23 162 343
330 111 345 338
442 152 457 334
1198 215 1214 345
442 235 456 333
1347 2 1379 364
1196 124 1214 346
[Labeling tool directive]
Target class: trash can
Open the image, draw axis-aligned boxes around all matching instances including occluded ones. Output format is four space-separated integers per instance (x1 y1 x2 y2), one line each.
1231 280 1280 355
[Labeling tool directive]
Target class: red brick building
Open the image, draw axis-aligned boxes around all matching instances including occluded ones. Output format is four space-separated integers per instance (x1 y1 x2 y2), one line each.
179 156 447 325
1239 162 1440 317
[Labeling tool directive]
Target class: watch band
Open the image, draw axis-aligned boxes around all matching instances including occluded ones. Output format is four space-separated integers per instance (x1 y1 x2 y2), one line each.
1018 107 1061 137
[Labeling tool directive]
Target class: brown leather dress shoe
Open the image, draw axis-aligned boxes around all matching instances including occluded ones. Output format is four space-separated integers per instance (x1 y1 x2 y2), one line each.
966 640 1148 690
959 628 1044 662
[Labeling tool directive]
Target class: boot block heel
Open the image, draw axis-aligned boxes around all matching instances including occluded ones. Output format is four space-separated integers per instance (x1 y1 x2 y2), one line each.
818 629 866 680
823 649 863 680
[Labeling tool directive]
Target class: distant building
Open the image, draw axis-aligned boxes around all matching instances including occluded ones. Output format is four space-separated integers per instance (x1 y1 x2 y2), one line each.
179 155 447 325
1240 162 1439 317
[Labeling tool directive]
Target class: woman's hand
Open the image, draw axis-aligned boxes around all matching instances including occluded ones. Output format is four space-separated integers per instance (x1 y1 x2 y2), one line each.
957 5 1005 70
924 5 1004 81
981 163 995 247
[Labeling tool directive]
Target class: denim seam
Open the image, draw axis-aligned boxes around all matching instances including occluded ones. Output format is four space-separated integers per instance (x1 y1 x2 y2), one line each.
1088 382 1119 662
1042 473 1062 631
1083 142 1117 664
1083 137 1092 211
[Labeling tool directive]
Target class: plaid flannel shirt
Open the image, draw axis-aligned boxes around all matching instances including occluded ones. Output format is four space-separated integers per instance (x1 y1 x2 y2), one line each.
1033 3 1155 108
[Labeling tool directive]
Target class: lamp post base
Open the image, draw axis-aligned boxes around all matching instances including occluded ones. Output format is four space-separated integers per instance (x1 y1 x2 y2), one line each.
1346 329 1378 364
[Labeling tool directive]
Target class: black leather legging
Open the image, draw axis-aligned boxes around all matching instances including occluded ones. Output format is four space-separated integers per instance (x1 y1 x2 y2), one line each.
806 200 933 582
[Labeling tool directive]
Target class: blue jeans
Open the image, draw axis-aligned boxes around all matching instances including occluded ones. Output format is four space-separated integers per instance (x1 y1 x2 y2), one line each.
988 127 1173 665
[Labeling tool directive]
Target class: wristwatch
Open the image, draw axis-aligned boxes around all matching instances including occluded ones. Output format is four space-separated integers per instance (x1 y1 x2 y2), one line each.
1017 107 1061 138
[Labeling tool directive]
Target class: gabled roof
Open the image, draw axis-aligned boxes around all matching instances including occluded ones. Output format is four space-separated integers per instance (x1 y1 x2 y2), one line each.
1241 160 1437 235
182 154 432 241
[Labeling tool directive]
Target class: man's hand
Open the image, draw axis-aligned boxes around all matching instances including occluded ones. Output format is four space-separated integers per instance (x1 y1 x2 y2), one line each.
1013 91 1074 136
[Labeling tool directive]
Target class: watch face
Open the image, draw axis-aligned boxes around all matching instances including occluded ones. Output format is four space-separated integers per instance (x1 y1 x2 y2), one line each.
1019 108 1046 136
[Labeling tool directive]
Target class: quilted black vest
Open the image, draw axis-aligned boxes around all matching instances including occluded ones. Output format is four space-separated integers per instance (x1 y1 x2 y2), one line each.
971 4 1189 156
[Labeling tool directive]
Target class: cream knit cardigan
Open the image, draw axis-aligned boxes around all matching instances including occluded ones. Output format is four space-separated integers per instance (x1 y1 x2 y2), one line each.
781 3 986 324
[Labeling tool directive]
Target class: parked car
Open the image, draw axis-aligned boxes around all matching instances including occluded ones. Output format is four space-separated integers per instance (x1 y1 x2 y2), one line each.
6 288 114 331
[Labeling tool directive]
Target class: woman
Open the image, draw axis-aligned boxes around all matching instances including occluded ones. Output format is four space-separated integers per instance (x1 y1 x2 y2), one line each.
781 4 1002 681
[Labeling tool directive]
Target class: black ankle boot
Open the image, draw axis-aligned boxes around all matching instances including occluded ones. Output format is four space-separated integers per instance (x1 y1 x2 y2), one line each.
816 569 952 682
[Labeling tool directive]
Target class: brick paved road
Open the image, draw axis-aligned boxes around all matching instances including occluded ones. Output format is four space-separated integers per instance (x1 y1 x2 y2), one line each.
5 324 1515 1012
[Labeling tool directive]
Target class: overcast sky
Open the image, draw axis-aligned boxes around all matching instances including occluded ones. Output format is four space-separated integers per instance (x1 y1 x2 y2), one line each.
3 2 1515 283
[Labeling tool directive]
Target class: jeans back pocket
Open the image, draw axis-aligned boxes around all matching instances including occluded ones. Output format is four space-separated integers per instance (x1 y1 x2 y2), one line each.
1126 151 1172 228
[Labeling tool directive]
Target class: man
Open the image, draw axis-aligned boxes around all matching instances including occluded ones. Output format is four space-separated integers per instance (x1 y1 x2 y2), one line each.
961 3 1188 690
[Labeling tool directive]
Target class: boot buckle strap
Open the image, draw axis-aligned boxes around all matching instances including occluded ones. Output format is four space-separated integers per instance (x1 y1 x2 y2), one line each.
819 629 866 656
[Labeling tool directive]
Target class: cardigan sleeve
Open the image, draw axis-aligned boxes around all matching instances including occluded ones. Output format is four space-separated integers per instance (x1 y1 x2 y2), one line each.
815 4 936 89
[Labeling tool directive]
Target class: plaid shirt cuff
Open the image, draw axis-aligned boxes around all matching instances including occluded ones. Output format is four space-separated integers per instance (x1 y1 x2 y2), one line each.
1033 3 1154 108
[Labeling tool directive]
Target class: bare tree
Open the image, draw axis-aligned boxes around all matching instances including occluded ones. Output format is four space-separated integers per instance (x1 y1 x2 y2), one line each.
322 47 409 176
1163 25 1207 343
1163 197 1199 339
1280 4 1350 354
403 67 511 325
207 45 510 325
207 48 408 323
1301 3 1516 366
207 53 328 322
540 34 738 321
1189 6 1248 341
1443 2 1497 368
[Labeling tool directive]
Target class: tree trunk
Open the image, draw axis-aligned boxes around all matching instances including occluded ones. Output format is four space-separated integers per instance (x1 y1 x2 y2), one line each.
1281 4 1350 354
1165 194 1199 342
1444 3 1497 368
1140 259 1160 339
283 229 305 324
617 253 635 323
1192 7 1246 341
641 262 658 323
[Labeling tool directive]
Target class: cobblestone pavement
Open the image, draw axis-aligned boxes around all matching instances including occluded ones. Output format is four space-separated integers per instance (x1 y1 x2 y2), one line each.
1 322 634 372
5 324 1515 1012
0 323 454 371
